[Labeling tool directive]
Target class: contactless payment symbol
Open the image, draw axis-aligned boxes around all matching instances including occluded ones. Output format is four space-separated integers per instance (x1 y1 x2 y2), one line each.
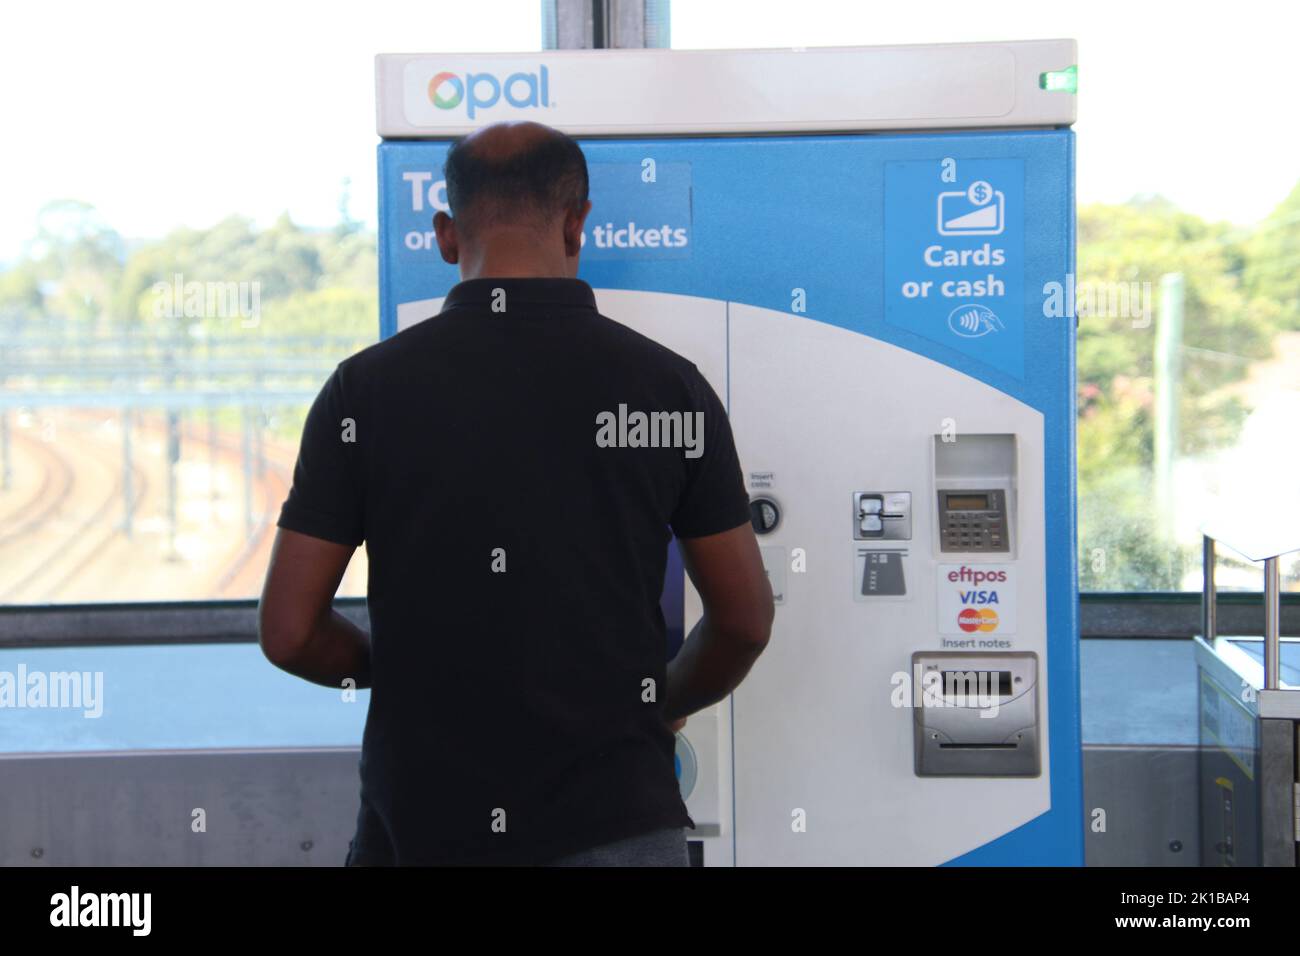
948 303 1004 338
937 180 1005 236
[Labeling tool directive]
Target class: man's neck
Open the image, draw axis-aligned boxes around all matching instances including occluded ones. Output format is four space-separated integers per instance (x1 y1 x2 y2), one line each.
459 261 572 280
458 234 574 281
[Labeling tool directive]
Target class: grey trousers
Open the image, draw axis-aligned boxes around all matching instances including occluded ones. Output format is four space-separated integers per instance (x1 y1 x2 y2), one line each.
547 827 690 867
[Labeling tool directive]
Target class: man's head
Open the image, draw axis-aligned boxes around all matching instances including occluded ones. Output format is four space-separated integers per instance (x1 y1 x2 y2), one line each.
433 121 591 279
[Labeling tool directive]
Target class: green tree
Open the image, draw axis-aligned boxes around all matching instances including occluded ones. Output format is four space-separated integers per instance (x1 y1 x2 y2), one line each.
1243 180 1300 328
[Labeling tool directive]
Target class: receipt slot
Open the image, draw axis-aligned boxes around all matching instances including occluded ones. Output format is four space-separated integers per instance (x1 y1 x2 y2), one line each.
376 41 1081 865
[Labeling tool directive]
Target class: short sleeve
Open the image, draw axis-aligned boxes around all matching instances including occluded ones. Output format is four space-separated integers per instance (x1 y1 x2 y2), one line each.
277 369 365 547
669 368 752 539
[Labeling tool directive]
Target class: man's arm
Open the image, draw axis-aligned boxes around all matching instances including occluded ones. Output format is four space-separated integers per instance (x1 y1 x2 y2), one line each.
258 527 372 689
663 522 774 722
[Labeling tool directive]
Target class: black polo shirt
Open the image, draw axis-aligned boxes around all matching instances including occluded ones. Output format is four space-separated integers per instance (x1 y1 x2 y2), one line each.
278 277 751 865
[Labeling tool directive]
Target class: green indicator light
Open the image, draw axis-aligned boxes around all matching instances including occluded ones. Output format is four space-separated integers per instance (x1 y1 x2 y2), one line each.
1039 65 1078 94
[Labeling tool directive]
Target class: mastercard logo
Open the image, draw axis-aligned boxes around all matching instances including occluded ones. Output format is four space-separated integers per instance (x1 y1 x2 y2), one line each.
957 608 999 633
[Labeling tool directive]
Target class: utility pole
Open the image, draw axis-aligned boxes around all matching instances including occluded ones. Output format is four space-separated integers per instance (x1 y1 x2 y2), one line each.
1153 272 1184 542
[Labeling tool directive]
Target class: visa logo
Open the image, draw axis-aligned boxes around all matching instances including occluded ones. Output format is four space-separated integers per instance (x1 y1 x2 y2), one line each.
959 591 1000 605
427 66 551 119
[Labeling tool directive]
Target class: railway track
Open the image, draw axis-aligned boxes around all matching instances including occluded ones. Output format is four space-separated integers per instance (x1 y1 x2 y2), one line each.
171 413 299 597
18 455 150 604
0 407 362 603
0 416 146 602
0 426 76 550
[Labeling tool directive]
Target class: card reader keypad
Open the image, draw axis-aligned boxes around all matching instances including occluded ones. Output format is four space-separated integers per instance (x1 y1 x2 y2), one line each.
942 516 1002 551
938 489 1009 553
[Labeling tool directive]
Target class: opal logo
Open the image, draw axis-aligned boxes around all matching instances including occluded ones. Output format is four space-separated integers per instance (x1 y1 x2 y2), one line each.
427 72 464 109
427 66 551 120
947 303 1004 338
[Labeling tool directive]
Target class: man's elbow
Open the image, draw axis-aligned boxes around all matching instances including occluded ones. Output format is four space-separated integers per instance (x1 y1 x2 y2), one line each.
257 603 312 670
716 589 775 652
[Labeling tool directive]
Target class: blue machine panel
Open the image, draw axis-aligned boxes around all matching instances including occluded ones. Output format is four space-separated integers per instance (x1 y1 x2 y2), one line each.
377 130 1080 865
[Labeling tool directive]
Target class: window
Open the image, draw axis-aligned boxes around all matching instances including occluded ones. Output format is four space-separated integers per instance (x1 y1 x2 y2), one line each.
0 1 543 603
5 2 1297 600
672 0 1300 592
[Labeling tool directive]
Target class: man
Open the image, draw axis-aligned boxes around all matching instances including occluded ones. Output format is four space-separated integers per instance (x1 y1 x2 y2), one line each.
258 121 773 866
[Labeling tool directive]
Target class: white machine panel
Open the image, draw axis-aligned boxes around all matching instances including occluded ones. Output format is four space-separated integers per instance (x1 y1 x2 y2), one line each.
725 303 1049 865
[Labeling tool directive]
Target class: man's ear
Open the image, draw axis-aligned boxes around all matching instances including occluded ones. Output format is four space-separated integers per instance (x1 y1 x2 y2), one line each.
563 200 592 259
433 211 459 264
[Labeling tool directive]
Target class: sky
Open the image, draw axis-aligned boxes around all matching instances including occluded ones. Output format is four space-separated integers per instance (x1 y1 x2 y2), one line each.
0 0 1293 260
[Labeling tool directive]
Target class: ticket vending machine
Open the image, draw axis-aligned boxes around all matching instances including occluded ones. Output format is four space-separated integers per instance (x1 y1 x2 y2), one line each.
375 41 1082 865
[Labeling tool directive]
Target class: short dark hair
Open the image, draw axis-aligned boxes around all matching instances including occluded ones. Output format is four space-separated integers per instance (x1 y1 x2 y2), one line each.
443 126 589 234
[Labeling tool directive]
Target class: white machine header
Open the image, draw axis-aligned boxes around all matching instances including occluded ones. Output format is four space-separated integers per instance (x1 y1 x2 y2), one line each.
375 40 1076 138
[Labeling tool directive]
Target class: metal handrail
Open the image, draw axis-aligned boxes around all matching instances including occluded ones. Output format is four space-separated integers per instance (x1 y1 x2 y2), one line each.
1202 533 1286 690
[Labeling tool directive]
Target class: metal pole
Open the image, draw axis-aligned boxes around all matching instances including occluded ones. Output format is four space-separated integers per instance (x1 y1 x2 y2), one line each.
241 405 253 538
609 0 663 48
254 405 265 480
591 0 608 47
0 344 8 491
208 403 218 501
545 0 667 50
1263 556 1280 690
547 0 595 49
121 408 134 539
166 409 180 560
207 337 218 502
0 410 10 491
165 344 178 555
1202 534 1216 644
1153 273 1184 541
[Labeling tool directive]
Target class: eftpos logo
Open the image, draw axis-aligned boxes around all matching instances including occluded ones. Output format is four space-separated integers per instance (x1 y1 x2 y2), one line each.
427 66 551 120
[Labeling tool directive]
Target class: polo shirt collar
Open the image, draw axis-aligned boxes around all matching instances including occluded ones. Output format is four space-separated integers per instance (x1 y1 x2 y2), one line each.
442 277 597 313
